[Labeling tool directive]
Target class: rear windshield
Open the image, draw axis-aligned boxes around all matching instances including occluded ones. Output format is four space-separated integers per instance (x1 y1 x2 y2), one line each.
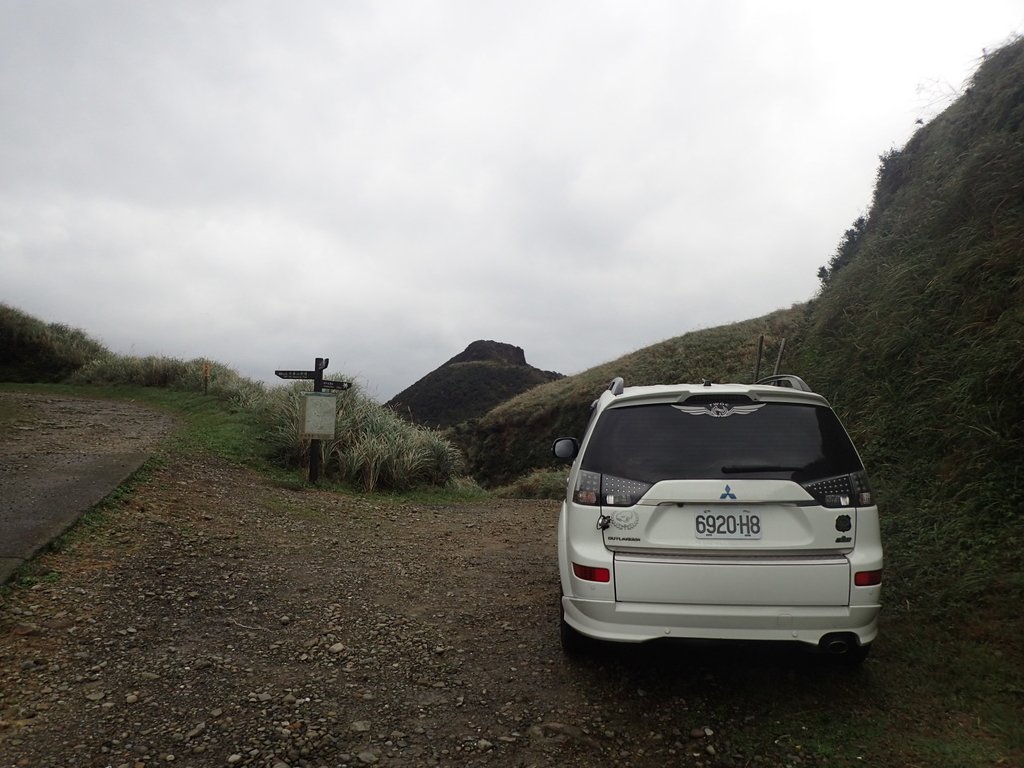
581 401 862 483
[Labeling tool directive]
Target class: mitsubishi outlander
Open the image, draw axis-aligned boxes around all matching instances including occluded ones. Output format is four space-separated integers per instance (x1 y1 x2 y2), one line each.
552 375 882 662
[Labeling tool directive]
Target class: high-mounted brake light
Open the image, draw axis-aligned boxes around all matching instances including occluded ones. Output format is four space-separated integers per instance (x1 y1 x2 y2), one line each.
572 563 611 583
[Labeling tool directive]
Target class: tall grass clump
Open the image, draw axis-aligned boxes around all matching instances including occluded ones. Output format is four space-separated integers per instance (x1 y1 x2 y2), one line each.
265 382 465 492
70 354 267 410
493 468 568 499
0 303 108 382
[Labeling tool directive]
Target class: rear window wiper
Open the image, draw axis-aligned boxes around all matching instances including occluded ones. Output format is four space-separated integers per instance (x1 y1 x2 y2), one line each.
721 464 803 473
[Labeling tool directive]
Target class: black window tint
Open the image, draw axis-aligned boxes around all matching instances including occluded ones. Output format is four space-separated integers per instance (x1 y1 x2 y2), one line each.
581 402 862 483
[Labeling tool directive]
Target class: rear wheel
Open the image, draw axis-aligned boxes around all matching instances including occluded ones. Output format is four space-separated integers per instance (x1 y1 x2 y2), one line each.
559 597 588 654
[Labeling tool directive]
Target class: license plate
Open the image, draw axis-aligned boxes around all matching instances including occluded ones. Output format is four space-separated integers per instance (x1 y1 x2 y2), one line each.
695 512 762 539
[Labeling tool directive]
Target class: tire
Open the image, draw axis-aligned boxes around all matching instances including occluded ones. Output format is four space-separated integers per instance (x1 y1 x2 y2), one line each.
559 598 588 654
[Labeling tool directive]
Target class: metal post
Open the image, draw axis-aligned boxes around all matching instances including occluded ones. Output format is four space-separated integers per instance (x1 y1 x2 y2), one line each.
753 335 765 382
773 338 787 376
309 357 328 485
275 358 345 487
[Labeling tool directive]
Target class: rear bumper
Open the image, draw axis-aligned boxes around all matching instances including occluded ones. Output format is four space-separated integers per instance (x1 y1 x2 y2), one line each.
563 595 880 647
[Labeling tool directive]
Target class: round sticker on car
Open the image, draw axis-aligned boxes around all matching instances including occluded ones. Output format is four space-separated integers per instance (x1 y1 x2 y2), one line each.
611 509 639 530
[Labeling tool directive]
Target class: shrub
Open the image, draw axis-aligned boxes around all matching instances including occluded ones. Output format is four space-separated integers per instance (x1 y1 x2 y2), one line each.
0 303 108 382
493 468 568 500
265 381 466 492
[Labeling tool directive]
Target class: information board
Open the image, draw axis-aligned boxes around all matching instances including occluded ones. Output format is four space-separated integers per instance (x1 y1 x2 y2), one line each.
300 392 337 439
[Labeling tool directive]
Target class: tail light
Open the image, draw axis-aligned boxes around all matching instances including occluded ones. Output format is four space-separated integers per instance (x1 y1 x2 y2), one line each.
572 470 651 507
572 563 611 582
802 470 874 508
855 569 883 587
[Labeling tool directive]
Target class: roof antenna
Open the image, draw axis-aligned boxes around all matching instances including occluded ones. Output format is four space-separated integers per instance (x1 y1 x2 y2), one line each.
772 338 787 375
753 334 765 383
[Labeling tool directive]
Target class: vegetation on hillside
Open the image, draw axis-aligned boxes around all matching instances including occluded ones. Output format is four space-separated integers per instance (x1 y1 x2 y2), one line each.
387 340 562 429
0 311 465 493
798 37 1024 615
450 308 801 486
0 303 108 382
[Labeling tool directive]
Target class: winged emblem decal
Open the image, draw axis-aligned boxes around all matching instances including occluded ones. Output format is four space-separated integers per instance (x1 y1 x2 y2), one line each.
674 402 765 418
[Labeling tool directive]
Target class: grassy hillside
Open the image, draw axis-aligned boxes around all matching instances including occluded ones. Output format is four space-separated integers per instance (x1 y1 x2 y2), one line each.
458 37 1024 621
0 303 108 382
451 307 802 486
798 37 1024 614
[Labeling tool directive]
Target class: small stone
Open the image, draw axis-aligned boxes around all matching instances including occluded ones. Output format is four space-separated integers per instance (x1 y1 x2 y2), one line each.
280 616 291 625
351 720 371 732
85 692 105 701
357 752 378 765
477 739 493 751
328 643 345 654
706 745 717 756
283 694 297 705
227 755 242 764
126 694 139 704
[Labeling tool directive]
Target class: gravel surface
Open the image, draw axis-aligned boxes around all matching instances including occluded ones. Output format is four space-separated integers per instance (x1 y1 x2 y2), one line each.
0 398 858 768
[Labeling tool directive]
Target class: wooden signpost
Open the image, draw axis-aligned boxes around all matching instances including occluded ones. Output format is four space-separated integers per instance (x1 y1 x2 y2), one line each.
275 357 352 484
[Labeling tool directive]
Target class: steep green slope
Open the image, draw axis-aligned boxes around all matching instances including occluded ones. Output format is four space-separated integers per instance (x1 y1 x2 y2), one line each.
799 38 1024 613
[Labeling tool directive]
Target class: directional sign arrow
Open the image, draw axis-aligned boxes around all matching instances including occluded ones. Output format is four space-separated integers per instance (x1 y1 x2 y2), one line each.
320 380 352 391
275 370 316 380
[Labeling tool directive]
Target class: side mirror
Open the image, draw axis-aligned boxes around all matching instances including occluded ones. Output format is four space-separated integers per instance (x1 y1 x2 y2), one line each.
552 437 579 460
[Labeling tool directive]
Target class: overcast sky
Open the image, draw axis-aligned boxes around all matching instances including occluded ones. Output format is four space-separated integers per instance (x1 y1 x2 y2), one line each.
2 2 1021 400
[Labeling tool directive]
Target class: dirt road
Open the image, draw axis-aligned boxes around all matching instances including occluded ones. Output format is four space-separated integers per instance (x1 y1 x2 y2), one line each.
0 398 880 768
0 392 175 584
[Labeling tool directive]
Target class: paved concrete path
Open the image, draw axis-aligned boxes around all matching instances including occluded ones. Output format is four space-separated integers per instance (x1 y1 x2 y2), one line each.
0 392 175 585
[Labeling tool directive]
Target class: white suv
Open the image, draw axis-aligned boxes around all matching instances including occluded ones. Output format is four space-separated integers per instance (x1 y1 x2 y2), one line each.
552 375 882 662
